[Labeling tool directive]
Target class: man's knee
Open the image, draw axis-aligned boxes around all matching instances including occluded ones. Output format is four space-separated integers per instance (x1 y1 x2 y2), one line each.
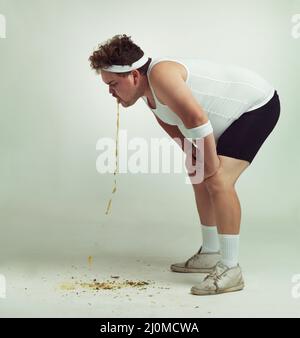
204 166 232 195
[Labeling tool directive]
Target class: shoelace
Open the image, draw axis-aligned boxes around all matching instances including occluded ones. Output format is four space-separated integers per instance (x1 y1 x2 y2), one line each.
184 248 202 267
185 253 200 267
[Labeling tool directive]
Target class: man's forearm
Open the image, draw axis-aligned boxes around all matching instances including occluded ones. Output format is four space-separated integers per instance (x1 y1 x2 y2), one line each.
180 116 220 178
155 115 220 178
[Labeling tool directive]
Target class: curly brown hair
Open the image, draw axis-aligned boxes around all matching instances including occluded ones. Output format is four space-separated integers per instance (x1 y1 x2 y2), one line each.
89 34 152 77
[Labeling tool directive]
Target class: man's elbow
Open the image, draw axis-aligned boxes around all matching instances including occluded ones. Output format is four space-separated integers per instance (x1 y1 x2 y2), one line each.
182 114 209 129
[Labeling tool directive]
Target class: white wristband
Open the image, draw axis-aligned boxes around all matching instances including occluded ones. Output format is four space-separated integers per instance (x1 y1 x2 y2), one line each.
181 120 213 139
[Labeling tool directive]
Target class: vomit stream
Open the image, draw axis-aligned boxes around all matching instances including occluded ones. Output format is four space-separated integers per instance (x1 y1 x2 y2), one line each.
105 100 120 215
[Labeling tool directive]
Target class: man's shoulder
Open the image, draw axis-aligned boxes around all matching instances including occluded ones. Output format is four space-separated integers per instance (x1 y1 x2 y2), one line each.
150 59 183 74
149 59 187 83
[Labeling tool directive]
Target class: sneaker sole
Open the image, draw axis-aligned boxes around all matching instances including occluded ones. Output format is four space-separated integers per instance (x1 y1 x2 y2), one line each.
190 283 245 296
170 265 215 274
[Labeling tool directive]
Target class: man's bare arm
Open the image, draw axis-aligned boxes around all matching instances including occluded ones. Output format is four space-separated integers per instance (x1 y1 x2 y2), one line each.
150 65 220 178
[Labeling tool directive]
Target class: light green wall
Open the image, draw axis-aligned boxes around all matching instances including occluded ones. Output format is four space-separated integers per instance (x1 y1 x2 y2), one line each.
0 1 299 249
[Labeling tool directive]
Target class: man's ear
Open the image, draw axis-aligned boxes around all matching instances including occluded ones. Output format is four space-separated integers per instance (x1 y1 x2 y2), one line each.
132 69 141 85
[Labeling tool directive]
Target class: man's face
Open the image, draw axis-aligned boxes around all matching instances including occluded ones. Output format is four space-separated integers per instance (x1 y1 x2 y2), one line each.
100 70 141 107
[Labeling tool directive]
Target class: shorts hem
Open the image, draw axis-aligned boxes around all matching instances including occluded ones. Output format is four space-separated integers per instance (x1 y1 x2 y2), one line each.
216 152 253 164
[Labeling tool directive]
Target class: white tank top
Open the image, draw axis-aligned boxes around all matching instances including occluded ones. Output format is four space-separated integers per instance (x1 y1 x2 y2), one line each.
142 57 275 142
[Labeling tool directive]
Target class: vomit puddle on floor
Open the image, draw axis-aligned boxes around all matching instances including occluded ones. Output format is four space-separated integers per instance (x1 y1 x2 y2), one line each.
59 278 152 293
59 256 154 293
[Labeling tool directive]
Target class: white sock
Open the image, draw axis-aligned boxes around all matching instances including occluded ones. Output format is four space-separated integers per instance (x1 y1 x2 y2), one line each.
201 225 220 253
219 234 239 268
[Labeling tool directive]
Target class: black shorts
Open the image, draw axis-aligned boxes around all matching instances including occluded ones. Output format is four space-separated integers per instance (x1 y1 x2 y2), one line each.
216 90 281 164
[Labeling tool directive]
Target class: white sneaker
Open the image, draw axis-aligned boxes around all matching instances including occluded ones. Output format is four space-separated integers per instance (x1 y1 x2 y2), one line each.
170 247 221 273
191 261 245 295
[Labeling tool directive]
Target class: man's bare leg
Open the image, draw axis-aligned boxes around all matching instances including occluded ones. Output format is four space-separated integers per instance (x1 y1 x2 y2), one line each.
192 182 216 226
191 155 250 295
190 181 220 255
170 163 221 273
204 155 250 235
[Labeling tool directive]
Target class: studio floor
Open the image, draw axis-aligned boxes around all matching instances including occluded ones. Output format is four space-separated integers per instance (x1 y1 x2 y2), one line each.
0 220 299 318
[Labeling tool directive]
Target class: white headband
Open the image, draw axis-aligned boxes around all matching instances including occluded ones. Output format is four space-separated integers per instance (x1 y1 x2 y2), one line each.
100 55 149 73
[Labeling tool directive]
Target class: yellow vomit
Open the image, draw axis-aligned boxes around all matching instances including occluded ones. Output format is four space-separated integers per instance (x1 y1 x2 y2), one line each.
59 279 150 292
59 283 77 291
88 256 93 268
105 100 120 215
